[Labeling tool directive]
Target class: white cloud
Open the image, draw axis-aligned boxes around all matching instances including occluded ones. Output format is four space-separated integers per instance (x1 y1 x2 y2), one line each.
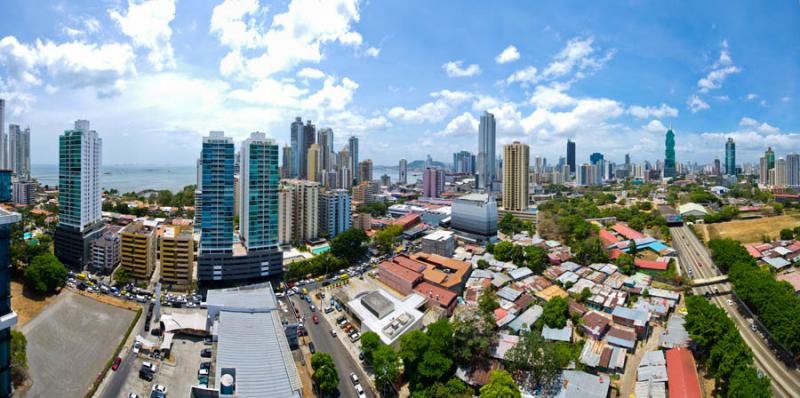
739 117 779 134
0 36 41 85
210 0 264 50
227 78 308 107
687 95 710 113
644 120 667 133
781 96 791 103
338 31 362 47
627 103 678 119
739 117 758 127
495 45 520 64
109 0 176 71
506 66 538 86
697 40 741 93
529 84 576 109
745 93 758 101
437 112 479 136
297 67 325 79
364 47 380 58
302 76 359 112
472 95 501 111
541 36 614 81
388 90 472 123
442 60 481 77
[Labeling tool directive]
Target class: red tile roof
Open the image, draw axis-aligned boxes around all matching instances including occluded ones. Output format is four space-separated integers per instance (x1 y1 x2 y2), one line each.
635 258 668 271
378 261 423 283
391 255 427 273
745 244 762 258
666 347 702 398
414 282 457 307
609 248 625 260
612 223 646 240
393 213 421 229
599 229 621 247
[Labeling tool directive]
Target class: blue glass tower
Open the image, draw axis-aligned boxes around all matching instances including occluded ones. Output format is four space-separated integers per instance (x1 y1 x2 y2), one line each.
240 132 279 251
0 181 19 396
199 131 235 254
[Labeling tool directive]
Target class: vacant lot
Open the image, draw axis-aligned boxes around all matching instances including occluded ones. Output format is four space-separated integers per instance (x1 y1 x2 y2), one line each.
20 291 136 398
10 280 59 327
704 214 800 244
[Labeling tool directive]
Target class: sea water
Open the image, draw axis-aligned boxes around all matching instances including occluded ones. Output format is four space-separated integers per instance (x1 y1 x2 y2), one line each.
32 164 196 193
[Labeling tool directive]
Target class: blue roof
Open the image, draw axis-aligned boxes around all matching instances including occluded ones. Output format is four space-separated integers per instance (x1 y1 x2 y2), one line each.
507 305 543 333
612 306 649 323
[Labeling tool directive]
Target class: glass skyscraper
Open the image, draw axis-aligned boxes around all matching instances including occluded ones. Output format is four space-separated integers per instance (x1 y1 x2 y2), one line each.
200 131 235 254
663 126 676 178
725 137 736 175
240 132 279 251
567 139 576 173
477 111 496 190
349 136 359 185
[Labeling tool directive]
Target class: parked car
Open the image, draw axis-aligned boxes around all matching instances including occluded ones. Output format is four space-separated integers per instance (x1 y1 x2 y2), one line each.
198 368 209 377
200 362 211 370
355 383 367 398
152 385 167 394
324 306 334 314
128 394 140 398
312 315 319 324
330 329 337 337
310 304 316 312
112 357 122 371
139 369 154 381
141 361 158 373
350 372 359 385
309 342 316 354
201 348 213 358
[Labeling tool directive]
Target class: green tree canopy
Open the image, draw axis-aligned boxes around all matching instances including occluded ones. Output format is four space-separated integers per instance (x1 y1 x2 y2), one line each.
311 352 339 395
374 224 403 254
359 331 381 364
330 228 368 263
372 344 401 392
541 296 568 328
10 330 28 387
504 332 560 393
24 253 67 294
479 370 521 398
478 288 500 317
451 311 497 368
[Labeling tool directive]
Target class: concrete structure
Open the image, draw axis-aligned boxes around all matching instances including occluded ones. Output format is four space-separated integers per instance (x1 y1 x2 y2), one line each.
239 132 280 252
319 189 351 239
290 117 303 178
120 221 156 281
451 193 498 240
346 289 425 346
352 181 379 204
477 111 496 190
8 124 30 180
398 159 407 184
160 225 194 288
678 203 708 218
421 230 455 257
351 212 371 231
0 205 20 396
281 144 292 179
452 150 475 174
54 120 104 269
0 99 5 169
422 167 445 198
11 180 35 206
278 179 319 244
378 261 423 295
358 159 373 183
567 139 576 174
502 141 529 211
306 143 320 182
90 226 121 273
349 136 359 185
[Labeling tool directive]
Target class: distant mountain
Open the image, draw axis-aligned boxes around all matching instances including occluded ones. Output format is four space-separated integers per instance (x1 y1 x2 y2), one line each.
407 160 447 170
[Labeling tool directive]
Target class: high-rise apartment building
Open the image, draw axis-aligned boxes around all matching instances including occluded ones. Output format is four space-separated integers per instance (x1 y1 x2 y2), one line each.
567 139 576 174
290 117 303 178
160 225 194 287
399 159 408 184
0 99 6 170
8 125 30 180
423 168 445 198
358 159 373 183
759 156 769 186
775 158 788 187
307 143 320 182
477 111 496 190
239 132 280 251
54 120 104 268
348 136 359 185
90 226 121 274
663 126 676 178
766 147 775 170
319 189 351 239
786 153 800 188
724 137 736 176
0 197 20 397
589 152 603 165
11 181 35 206
502 142 530 211
301 120 316 179
453 150 476 174
317 127 334 172
199 131 235 254
120 221 156 280
278 179 319 245
281 144 292 179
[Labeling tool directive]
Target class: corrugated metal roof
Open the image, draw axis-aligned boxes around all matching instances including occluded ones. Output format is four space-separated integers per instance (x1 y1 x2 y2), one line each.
216 311 302 398
206 282 277 311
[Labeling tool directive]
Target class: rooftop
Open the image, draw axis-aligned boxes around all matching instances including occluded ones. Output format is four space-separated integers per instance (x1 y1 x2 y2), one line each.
205 282 277 312
413 282 457 307
612 223 646 240
347 289 425 345
422 230 454 242
666 347 702 398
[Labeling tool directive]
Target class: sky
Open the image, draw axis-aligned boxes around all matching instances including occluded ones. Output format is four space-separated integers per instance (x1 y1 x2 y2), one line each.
0 0 798 167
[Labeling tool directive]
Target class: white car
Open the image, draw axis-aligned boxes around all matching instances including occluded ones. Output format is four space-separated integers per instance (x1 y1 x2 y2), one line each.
133 341 142 354
350 372 359 385
152 384 167 393
355 383 367 398
726 299 734 306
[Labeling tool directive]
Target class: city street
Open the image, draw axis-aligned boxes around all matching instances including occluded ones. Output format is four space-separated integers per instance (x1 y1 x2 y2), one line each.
99 302 147 398
671 226 800 398
290 294 374 398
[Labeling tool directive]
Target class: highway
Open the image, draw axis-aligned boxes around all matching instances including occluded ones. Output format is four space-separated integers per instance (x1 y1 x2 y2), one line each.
671 226 800 398
290 294 373 398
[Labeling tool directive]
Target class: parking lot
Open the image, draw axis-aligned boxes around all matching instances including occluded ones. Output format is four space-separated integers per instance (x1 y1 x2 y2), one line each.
20 291 136 398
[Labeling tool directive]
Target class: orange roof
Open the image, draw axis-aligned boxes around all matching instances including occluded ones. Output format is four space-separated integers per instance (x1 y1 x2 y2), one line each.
635 258 668 271
666 347 702 398
379 261 423 283
409 252 471 288
494 308 508 322
612 223 646 240
609 248 625 260
422 268 448 284
391 255 427 273
414 282 457 307
599 229 620 246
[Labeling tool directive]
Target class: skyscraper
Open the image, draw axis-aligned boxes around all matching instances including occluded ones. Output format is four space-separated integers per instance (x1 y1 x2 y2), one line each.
566 139 576 174
765 147 775 170
278 180 320 244
502 142 529 211
307 143 320 182
423 167 445 198
759 156 769 186
663 126 676 178
399 159 408 184
477 111 496 190
8 125 30 180
281 144 292 179
0 99 5 170
317 127 334 172
240 132 279 251
290 117 303 178
319 189 351 238
775 157 787 187
724 137 736 176
0 193 19 397
358 159 373 183
54 120 104 268
349 136 359 185
453 150 475 174
786 153 800 188
199 131 235 255
300 120 316 179
589 152 604 165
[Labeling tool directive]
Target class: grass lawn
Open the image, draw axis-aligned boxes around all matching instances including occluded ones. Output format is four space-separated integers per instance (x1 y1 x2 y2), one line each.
704 214 800 244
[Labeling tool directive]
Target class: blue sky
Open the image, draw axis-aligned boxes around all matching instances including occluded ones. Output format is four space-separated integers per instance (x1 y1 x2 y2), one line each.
0 0 798 167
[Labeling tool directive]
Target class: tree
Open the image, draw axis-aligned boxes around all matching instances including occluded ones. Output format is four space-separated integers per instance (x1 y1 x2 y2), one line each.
311 352 339 396
492 241 515 262
24 253 67 294
504 332 560 393
477 259 489 269
478 288 500 317
10 330 28 387
399 329 430 376
541 296 568 328
374 225 403 254
779 228 793 240
574 236 609 264
372 345 401 393
616 253 636 275
524 245 548 273
425 320 453 354
113 268 131 286
479 370 520 398
415 378 473 398
451 311 497 368
628 240 638 256
330 228 368 263
727 367 771 398
578 287 591 303
360 331 381 364
418 350 452 383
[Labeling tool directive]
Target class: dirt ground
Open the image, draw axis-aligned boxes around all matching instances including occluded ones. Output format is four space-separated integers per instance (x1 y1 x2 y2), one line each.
10 280 60 327
703 214 800 244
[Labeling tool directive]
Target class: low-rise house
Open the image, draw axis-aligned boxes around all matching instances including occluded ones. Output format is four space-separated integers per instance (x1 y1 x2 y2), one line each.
612 306 650 337
542 323 572 343
414 282 458 316
548 370 610 398
507 305 543 334
607 326 637 351
581 311 611 339
490 332 519 360
659 315 690 349
666 347 702 398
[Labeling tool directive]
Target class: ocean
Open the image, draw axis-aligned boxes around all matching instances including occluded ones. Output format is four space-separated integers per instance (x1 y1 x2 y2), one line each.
32 164 196 193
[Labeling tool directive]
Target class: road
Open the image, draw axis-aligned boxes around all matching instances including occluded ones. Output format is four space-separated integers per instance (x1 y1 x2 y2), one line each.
290 295 373 398
100 303 147 398
671 226 800 398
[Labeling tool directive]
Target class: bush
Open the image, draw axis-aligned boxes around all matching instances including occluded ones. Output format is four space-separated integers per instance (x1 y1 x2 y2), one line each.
10 330 27 387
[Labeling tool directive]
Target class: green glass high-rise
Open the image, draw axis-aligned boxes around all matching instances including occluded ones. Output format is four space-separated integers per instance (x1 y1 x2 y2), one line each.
663 126 676 178
725 138 736 175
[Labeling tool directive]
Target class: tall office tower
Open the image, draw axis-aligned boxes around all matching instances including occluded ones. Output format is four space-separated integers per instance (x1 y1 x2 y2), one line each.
577 163 595 186
477 111 496 190
9 125 30 180
663 126 676 178
54 120 104 268
324 170 339 189
453 150 475 174
765 147 775 170
775 158 788 187
281 144 292 179
299 120 316 179
317 127 334 172
380 174 391 187
502 142 529 211
399 159 408 184
713 159 721 176
319 189 351 239
120 221 156 280
423 168 445 198
307 143 320 182
425 154 433 169
589 152 603 165
0 185 19 397
240 132 280 251
786 153 800 188
561 164 570 182
724 137 736 176
358 159 373 183
290 117 303 177
339 167 352 190
534 155 542 175
624 153 630 171
338 147 350 171
0 99 5 170
278 180 319 245
566 139 576 174
348 136 359 184
759 156 769 186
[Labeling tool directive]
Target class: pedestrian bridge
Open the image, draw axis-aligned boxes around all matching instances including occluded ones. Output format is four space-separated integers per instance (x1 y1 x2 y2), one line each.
690 275 729 286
